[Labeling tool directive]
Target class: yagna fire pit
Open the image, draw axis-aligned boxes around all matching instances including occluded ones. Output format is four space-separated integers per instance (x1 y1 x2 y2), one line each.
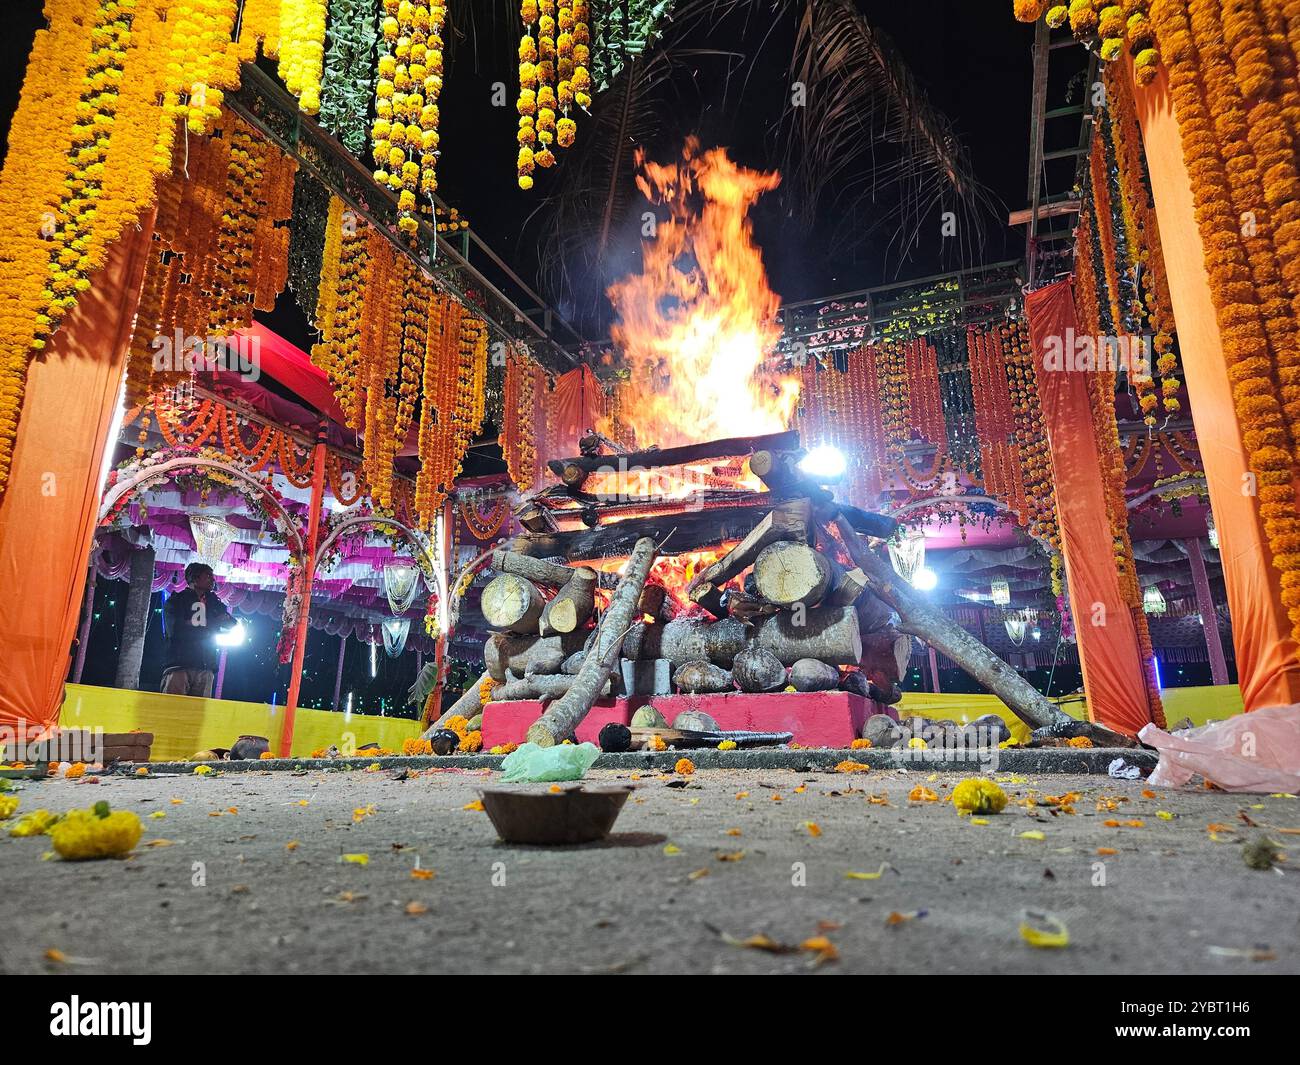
428 429 1128 751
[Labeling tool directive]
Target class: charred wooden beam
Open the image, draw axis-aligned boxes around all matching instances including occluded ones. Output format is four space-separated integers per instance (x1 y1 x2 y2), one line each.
505 501 776 561
547 429 800 488
687 498 812 597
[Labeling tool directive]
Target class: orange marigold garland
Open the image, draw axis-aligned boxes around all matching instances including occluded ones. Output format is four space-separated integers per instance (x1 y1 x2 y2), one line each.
1149 0 1300 639
1005 319 1061 557
501 344 545 490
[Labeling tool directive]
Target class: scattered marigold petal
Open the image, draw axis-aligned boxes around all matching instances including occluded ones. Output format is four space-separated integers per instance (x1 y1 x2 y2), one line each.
463 800 484 812
1019 909 1070 948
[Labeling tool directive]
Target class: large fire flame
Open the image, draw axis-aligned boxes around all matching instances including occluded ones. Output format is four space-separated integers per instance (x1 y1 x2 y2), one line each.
603 138 799 450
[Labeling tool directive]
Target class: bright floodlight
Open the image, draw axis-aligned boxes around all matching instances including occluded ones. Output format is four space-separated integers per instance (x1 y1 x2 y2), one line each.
216 620 246 648
911 567 938 591
798 445 846 480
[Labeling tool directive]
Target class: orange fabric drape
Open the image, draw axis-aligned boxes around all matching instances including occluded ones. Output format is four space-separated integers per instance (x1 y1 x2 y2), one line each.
547 364 604 463
0 215 156 738
1026 279 1154 735
1131 61 1300 711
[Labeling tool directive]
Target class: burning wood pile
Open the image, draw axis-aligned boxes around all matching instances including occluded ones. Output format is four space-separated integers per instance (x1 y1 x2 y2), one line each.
430 429 1124 749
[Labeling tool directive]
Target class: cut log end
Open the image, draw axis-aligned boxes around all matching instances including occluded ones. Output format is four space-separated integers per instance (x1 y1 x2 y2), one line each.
753 540 833 607
481 572 544 633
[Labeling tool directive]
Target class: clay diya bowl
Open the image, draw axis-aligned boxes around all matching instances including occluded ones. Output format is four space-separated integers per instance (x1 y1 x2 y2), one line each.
480 786 633 845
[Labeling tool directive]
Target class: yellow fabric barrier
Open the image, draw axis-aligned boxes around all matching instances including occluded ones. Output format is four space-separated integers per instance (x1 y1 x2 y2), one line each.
897 684 1244 743
59 685 422 762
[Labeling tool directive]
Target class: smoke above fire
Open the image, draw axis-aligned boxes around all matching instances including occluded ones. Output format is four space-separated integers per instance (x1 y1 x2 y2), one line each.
603 138 799 449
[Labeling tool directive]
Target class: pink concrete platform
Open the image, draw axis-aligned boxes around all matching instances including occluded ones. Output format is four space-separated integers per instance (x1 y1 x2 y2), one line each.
481 691 900 749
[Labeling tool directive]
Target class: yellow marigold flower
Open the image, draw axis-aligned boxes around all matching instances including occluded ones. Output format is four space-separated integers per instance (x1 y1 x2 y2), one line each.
9 809 59 837
834 760 870 773
717 740 737 751
951 778 1008 815
193 764 214 775
850 738 872 749
458 730 483 754
49 806 142 861
64 762 87 779
1066 736 1093 748
0 795 23 820
674 758 695 776
647 734 666 752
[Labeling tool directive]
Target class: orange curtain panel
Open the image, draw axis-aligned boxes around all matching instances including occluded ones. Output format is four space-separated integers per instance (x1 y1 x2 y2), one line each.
1131 62 1300 712
0 216 156 738
1026 279 1155 735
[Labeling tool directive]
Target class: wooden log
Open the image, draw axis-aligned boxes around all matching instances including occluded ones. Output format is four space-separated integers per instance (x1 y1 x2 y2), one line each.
752 604 863 666
752 541 835 608
636 583 671 623
791 658 841 692
690 581 727 620
490 674 611 702
489 549 616 589
674 660 734 694
860 629 913 699
749 449 836 506
830 513 1067 731
513 501 556 533
526 536 658 747
833 503 900 542
481 573 545 633
507 502 776 562
688 498 812 596
724 590 780 623
855 588 897 635
547 429 800 487
732 645 788 693
540 566 598 635
484 632 586 680
420 670 490 738
623 615 754 667
523 641 567 676
826 566 869 607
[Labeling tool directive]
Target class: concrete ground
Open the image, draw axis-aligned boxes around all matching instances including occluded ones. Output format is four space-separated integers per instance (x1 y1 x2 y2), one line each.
1 764 1297 974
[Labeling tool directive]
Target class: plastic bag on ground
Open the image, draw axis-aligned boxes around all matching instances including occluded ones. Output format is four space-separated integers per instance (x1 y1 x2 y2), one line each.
499 742 601 783
1138 703 1300 793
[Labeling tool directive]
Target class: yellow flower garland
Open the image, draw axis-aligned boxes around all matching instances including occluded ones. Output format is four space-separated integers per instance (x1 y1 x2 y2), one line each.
278 0 326 114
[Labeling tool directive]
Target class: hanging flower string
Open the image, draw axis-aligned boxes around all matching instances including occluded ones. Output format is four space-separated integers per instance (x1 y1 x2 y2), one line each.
372 0 446 237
